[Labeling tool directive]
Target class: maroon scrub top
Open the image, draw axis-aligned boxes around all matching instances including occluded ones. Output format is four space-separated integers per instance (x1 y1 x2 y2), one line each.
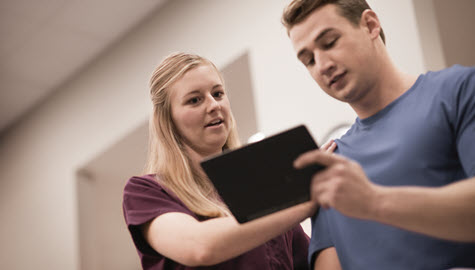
123 174 310 270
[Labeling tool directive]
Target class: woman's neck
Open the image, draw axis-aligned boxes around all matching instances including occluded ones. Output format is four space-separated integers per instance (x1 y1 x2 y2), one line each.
184 144 221 171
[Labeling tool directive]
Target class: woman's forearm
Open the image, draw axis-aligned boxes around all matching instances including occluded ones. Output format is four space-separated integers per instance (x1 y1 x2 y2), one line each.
145 200 316 266
195 201 316 265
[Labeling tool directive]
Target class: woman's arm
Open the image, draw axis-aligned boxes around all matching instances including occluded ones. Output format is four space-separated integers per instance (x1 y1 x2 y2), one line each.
143 201 317 266
313 247 342 270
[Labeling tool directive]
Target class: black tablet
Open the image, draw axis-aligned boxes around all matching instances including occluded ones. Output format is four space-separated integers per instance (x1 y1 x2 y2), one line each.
200 125 325 223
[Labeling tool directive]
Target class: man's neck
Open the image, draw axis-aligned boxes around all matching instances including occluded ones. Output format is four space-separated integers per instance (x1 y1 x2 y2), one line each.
351 59 418 119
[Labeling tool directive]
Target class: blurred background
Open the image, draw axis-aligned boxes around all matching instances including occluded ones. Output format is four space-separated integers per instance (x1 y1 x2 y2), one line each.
0 0 474 269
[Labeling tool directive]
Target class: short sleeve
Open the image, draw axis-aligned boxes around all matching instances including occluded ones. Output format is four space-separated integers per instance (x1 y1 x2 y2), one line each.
290 225 310 270
308 208 334 267
453 66 475 176
122 175 195 255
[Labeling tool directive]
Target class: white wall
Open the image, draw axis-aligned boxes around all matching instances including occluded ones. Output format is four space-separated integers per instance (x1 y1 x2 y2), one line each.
0 1 428 269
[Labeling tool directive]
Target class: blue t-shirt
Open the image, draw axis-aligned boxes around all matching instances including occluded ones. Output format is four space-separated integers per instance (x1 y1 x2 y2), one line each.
309 65 475 270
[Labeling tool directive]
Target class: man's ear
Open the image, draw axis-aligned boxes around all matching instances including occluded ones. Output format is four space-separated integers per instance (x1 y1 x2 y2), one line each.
360 9 382 41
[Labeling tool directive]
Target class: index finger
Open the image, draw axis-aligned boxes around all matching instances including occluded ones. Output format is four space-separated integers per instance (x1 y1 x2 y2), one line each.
321 140 337 153
293 149 346 169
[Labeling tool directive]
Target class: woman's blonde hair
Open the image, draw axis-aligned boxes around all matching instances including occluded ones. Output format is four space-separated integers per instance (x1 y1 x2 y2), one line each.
145 52 241 218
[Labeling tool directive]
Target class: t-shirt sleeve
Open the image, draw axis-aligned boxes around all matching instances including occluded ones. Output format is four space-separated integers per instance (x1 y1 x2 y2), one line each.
452 66 475 176
308 208 334 268
122 175 195 255
291 225 310 270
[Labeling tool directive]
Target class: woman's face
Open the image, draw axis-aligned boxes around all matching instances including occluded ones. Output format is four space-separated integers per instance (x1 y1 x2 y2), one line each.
169 64 232 158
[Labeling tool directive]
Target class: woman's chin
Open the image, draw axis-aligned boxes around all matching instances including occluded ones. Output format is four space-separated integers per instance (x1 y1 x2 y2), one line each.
205 140 228 155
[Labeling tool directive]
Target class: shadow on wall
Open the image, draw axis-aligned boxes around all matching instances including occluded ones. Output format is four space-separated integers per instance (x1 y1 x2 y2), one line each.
77 122 148 270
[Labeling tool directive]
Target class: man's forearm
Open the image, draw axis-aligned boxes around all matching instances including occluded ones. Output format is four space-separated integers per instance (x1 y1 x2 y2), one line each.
372 177 475 242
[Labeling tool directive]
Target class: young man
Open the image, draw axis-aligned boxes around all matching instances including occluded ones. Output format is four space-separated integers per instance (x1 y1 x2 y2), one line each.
282 0 475 269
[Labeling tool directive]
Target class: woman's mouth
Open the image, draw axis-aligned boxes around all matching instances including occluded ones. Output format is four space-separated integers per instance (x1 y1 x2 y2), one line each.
205 119 223 127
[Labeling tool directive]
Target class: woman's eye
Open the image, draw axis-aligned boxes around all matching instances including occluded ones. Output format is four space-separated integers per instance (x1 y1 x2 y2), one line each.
187 97 201 104
213 91 224 98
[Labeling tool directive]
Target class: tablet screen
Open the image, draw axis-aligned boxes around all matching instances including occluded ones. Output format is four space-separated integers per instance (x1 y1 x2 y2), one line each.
201 125 324 223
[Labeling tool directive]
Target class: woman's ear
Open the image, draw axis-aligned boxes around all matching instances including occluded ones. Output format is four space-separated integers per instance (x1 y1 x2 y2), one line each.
360 9 382 41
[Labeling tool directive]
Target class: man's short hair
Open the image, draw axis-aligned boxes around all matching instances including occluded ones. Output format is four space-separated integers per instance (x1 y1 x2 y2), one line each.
282 0 386 44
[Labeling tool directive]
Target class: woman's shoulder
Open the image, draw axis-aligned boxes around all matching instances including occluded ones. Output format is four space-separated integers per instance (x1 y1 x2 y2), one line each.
125 174 173 193
125 174 160 188
123 174 187 209
123 174 196 222
123 174 171 201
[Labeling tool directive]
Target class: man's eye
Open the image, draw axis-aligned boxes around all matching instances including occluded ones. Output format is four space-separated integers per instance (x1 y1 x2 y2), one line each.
323 38 338 49
302 56 314 67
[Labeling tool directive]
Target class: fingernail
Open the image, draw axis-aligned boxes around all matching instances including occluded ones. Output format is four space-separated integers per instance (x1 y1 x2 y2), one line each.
293 161 300 168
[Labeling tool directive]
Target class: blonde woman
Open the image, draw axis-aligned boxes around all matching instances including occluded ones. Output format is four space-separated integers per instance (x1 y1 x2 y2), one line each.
122 52 331 269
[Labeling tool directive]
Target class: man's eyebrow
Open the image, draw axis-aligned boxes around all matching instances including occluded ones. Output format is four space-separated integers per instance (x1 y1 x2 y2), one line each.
315 28 335 43
297 28 335 59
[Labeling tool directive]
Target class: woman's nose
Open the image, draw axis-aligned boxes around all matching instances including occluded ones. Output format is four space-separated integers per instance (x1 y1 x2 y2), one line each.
206 96 221 113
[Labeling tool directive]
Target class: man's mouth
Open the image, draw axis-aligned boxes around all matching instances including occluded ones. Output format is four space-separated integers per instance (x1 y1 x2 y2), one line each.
329 71 347 87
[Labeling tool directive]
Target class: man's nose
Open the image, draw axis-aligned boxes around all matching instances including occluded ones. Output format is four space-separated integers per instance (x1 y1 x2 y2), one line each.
315 51 335 77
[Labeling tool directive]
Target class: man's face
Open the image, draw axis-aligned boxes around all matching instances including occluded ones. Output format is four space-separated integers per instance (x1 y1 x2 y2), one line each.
289 4 377 104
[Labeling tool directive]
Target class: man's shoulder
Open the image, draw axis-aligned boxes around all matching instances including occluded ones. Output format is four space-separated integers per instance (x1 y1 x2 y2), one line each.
424 64 474 83
416 65 474 100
